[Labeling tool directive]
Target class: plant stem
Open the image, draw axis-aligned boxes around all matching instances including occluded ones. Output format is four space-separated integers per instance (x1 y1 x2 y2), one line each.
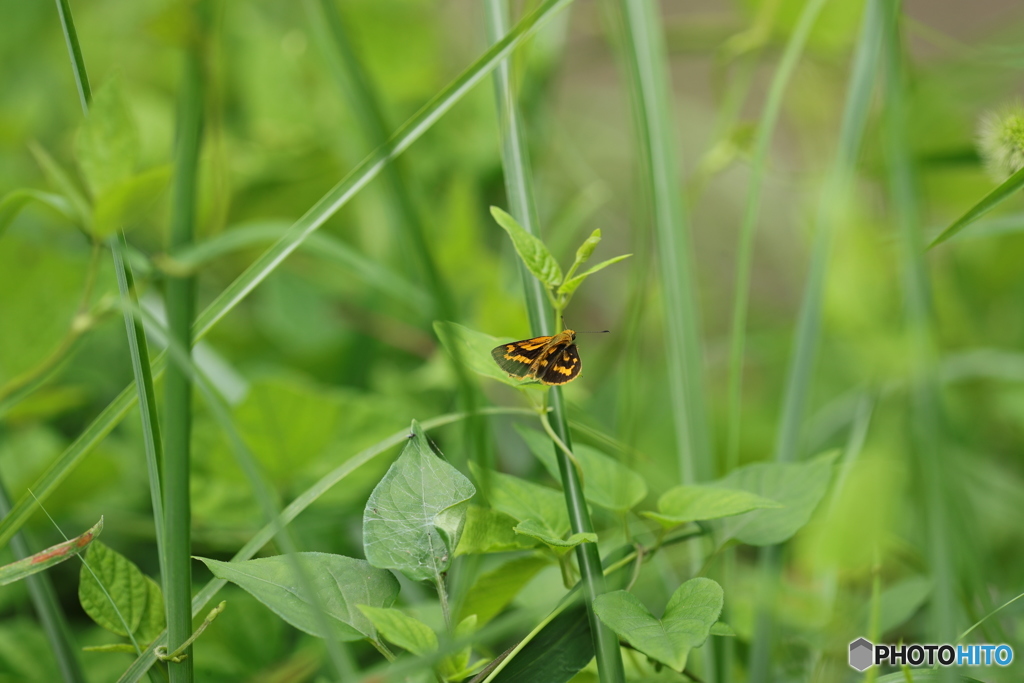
163 4 207 680
485 2 624 681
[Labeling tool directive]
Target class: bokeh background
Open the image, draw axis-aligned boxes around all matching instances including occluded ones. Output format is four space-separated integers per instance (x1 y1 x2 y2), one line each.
2 0 1023 681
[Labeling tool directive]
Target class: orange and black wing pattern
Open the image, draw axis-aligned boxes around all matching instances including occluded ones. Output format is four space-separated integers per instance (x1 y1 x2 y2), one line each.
491 331 582 385
537 343 581 385
491 336 553 379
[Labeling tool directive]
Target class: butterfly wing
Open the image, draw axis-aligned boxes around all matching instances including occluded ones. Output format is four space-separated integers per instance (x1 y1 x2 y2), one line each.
538 343 581 385
491 336 553 379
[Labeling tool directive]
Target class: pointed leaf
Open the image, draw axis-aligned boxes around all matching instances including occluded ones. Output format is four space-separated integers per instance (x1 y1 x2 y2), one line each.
455 505 536 556
514 519 596 553
0 517 102 587
573 228 602 267
78 541 149 637
75 78 139 197
714 451 838 546
363 421 476 582
490 206 562 287
593 578 723 672
434 321 532 387
710 622 736 637
641 485 782 527
930 164 1024 247
197 553 399 641
357 606 438 656
557 254 632 297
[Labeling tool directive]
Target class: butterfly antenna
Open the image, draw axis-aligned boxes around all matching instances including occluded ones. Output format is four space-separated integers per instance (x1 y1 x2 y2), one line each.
577 329 610 334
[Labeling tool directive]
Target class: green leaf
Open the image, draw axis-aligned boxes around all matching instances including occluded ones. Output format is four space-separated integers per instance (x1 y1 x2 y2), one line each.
0 517 102 587
641 485 782 528
196 553 399 641
714 451 838 546
863 576 931 636
518 427 647 512
363 421 476 582
27 142 91 226
469 462 569 537
357 606 437 656
557 254 632 297
75 78 139 198
710 622 736 637
455 505 536 556
0 190 76 239
491 599 593 683
593 578 724 672
91 165 171 239
930 164 1024 247
457 554 550 626
490 206 562 287
514 519 596 553
82 643 138 654
434 321 532 388
78 541 150 637
573 228 602 267
135 578 165 646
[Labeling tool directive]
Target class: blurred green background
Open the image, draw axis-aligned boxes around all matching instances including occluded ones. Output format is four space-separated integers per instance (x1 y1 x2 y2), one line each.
2 0 1024 681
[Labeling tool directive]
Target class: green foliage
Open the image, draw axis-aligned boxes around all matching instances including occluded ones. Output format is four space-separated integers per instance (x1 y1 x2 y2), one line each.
357 605 438 655
641 485 781 527
0 517 101 587
78 541 164 644
517 426 647 512
457 554 550 625
489 206 631 317
363 421 476 582
74 79 138 198
593 578 723 672
196 553 400 641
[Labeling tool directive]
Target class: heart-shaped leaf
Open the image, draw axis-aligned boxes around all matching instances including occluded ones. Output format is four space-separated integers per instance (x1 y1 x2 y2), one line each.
78 540 151 637
593 577 724 672
641 485 781 527
364 421 476 582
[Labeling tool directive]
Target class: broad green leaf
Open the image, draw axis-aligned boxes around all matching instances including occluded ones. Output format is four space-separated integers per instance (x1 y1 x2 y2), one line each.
78 541 150 637
490 206 562 287
0 517 101 587
715 451 838 546
593 578 723 672
135 578 165 646
455 506 536 556
491 599 593 683
641 485 782 527
861 576 931 636
518 427 647 512
514 519 596 553
0 190 75 239
91 165 171 239
457 554 550 626
434 321 529 387
357 606 437 656
930 164 1024 247
197 553 399 641
710 622 736 637
363 421 476 582
557 254 632 297
75 78 139 197
469 462 568 536
27 142 91 226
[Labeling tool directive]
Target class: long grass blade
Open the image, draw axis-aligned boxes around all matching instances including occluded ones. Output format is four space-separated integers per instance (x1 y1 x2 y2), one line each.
0 0 573 558
749 1 886 679
724 0 828 469
929 165 1024 247
485 2 624 681
615 0 711 485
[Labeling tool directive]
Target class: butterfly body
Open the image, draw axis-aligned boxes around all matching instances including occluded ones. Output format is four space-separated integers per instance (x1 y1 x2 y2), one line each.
491 329 582 385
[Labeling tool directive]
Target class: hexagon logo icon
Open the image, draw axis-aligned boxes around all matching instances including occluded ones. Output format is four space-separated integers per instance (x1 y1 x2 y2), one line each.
849 638 873 671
